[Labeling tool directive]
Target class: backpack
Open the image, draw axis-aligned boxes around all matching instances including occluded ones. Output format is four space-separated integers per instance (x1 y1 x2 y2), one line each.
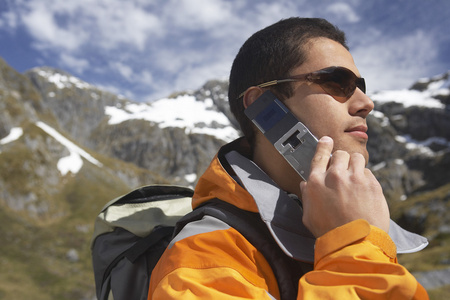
91 185 311 300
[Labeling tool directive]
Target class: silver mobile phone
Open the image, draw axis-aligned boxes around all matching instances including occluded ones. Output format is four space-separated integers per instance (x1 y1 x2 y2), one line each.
244 90 318 181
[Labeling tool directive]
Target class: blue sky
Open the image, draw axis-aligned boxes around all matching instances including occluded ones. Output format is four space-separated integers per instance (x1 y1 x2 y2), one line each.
0 0 449 102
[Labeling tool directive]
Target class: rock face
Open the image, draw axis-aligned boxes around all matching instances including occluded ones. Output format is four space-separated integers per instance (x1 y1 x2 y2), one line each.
0 56 449 298
23 67 238 186
366 77 450 202
26 67 127 146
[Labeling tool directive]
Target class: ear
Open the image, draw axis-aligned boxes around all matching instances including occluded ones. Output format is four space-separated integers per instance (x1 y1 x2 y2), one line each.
243 87 264 109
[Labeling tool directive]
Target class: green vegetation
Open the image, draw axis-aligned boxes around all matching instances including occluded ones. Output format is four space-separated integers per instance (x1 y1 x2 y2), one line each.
428 285 450 300
0 139 165 299
0 162 132 299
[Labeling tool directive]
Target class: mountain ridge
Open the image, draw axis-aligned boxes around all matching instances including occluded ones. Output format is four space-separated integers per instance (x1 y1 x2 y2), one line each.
0 56 449 299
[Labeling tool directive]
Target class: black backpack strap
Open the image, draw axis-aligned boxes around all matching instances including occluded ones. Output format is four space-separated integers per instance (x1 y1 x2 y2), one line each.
176 199 312 300
125 226 174 263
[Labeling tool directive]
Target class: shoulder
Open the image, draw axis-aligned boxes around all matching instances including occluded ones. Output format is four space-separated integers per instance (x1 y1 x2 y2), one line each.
149 215 278 297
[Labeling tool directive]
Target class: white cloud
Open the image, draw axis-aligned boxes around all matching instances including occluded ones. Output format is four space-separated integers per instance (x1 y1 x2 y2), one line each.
110 62 134 79
105 62 154 94
170 54 231 94
0 10 18 30
165 0 234 31
254 1 305 23
2 0 447 102
20 1 88 51
16 0 162 52
151 47 195 75
140 0 307 99
91 1 162 51
352 29 438 91
59 53 89 73
326 2 361 23
136 70 153 86
94 83 126 98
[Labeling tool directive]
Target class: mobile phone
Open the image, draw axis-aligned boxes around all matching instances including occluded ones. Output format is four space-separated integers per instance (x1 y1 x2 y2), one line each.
244 90 318 181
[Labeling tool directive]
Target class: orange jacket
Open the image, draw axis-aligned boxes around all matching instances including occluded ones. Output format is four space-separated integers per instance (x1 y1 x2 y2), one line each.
148 138 429 299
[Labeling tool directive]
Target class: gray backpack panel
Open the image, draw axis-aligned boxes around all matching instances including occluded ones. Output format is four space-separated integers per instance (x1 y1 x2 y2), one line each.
91 185 193 300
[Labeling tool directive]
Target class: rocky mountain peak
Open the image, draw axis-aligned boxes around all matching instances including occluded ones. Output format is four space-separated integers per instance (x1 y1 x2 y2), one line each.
1 58 449 298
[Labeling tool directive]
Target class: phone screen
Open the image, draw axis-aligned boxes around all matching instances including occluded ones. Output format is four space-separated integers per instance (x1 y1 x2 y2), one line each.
244 91 318 180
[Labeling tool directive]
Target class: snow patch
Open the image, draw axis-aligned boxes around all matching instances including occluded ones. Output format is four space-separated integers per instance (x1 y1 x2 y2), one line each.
394 159 404 165
0 127 23 145
184 173 197 183
36 122 103 175
397 135 450 157
395 135 407 143
371 161 386 172
370 89 444 109
91 92 100 100
370 110 390 127
37 70 91 90
105 95 239 142
58 151 83 176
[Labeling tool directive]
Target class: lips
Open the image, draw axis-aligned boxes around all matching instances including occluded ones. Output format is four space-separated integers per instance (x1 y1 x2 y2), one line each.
345 125 368 139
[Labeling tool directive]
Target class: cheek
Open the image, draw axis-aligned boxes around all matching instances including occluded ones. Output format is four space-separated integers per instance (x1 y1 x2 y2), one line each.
300 113 342 139
285 94 346 138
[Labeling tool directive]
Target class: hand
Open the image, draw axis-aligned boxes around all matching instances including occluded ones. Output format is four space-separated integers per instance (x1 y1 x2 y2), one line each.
300 136 390 238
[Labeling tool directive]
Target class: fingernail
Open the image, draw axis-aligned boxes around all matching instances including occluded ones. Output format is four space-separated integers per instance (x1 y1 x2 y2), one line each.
320 136 332 142
300 181 306 191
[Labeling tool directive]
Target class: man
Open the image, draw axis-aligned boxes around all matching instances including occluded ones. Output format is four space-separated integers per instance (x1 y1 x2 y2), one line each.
149 17 428 299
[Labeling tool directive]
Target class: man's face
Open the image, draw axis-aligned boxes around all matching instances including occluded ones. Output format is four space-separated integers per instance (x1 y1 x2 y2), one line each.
283 38 374 163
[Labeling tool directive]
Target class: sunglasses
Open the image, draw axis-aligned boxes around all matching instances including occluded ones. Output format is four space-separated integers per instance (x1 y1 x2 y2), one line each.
238 66 366 102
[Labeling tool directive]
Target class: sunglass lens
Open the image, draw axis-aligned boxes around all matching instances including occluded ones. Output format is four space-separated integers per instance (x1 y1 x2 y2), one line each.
320 80 348 99
356 78 366 94
318 67 364 100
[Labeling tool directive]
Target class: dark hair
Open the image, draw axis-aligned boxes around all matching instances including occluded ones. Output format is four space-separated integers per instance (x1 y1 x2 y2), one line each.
228 17 348 144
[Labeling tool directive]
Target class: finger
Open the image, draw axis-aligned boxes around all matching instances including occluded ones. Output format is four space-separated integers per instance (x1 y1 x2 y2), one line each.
348 152 366 174
310 136 333 174
329 150 350 170
300 180 307 193
299 181 307 203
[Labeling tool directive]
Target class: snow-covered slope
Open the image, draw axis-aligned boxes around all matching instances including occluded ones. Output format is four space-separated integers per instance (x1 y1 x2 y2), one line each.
105 95 239 142
36 122 103 175
370 71 449 108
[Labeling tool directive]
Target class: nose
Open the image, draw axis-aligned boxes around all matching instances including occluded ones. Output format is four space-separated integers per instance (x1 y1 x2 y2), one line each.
348 88 374 118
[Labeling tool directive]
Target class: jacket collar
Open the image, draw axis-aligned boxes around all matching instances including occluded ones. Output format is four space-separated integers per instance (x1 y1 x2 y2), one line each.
224 148 428 263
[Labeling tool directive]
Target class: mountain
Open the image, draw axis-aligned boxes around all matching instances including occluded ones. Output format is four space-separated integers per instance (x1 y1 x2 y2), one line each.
0 56 449 299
